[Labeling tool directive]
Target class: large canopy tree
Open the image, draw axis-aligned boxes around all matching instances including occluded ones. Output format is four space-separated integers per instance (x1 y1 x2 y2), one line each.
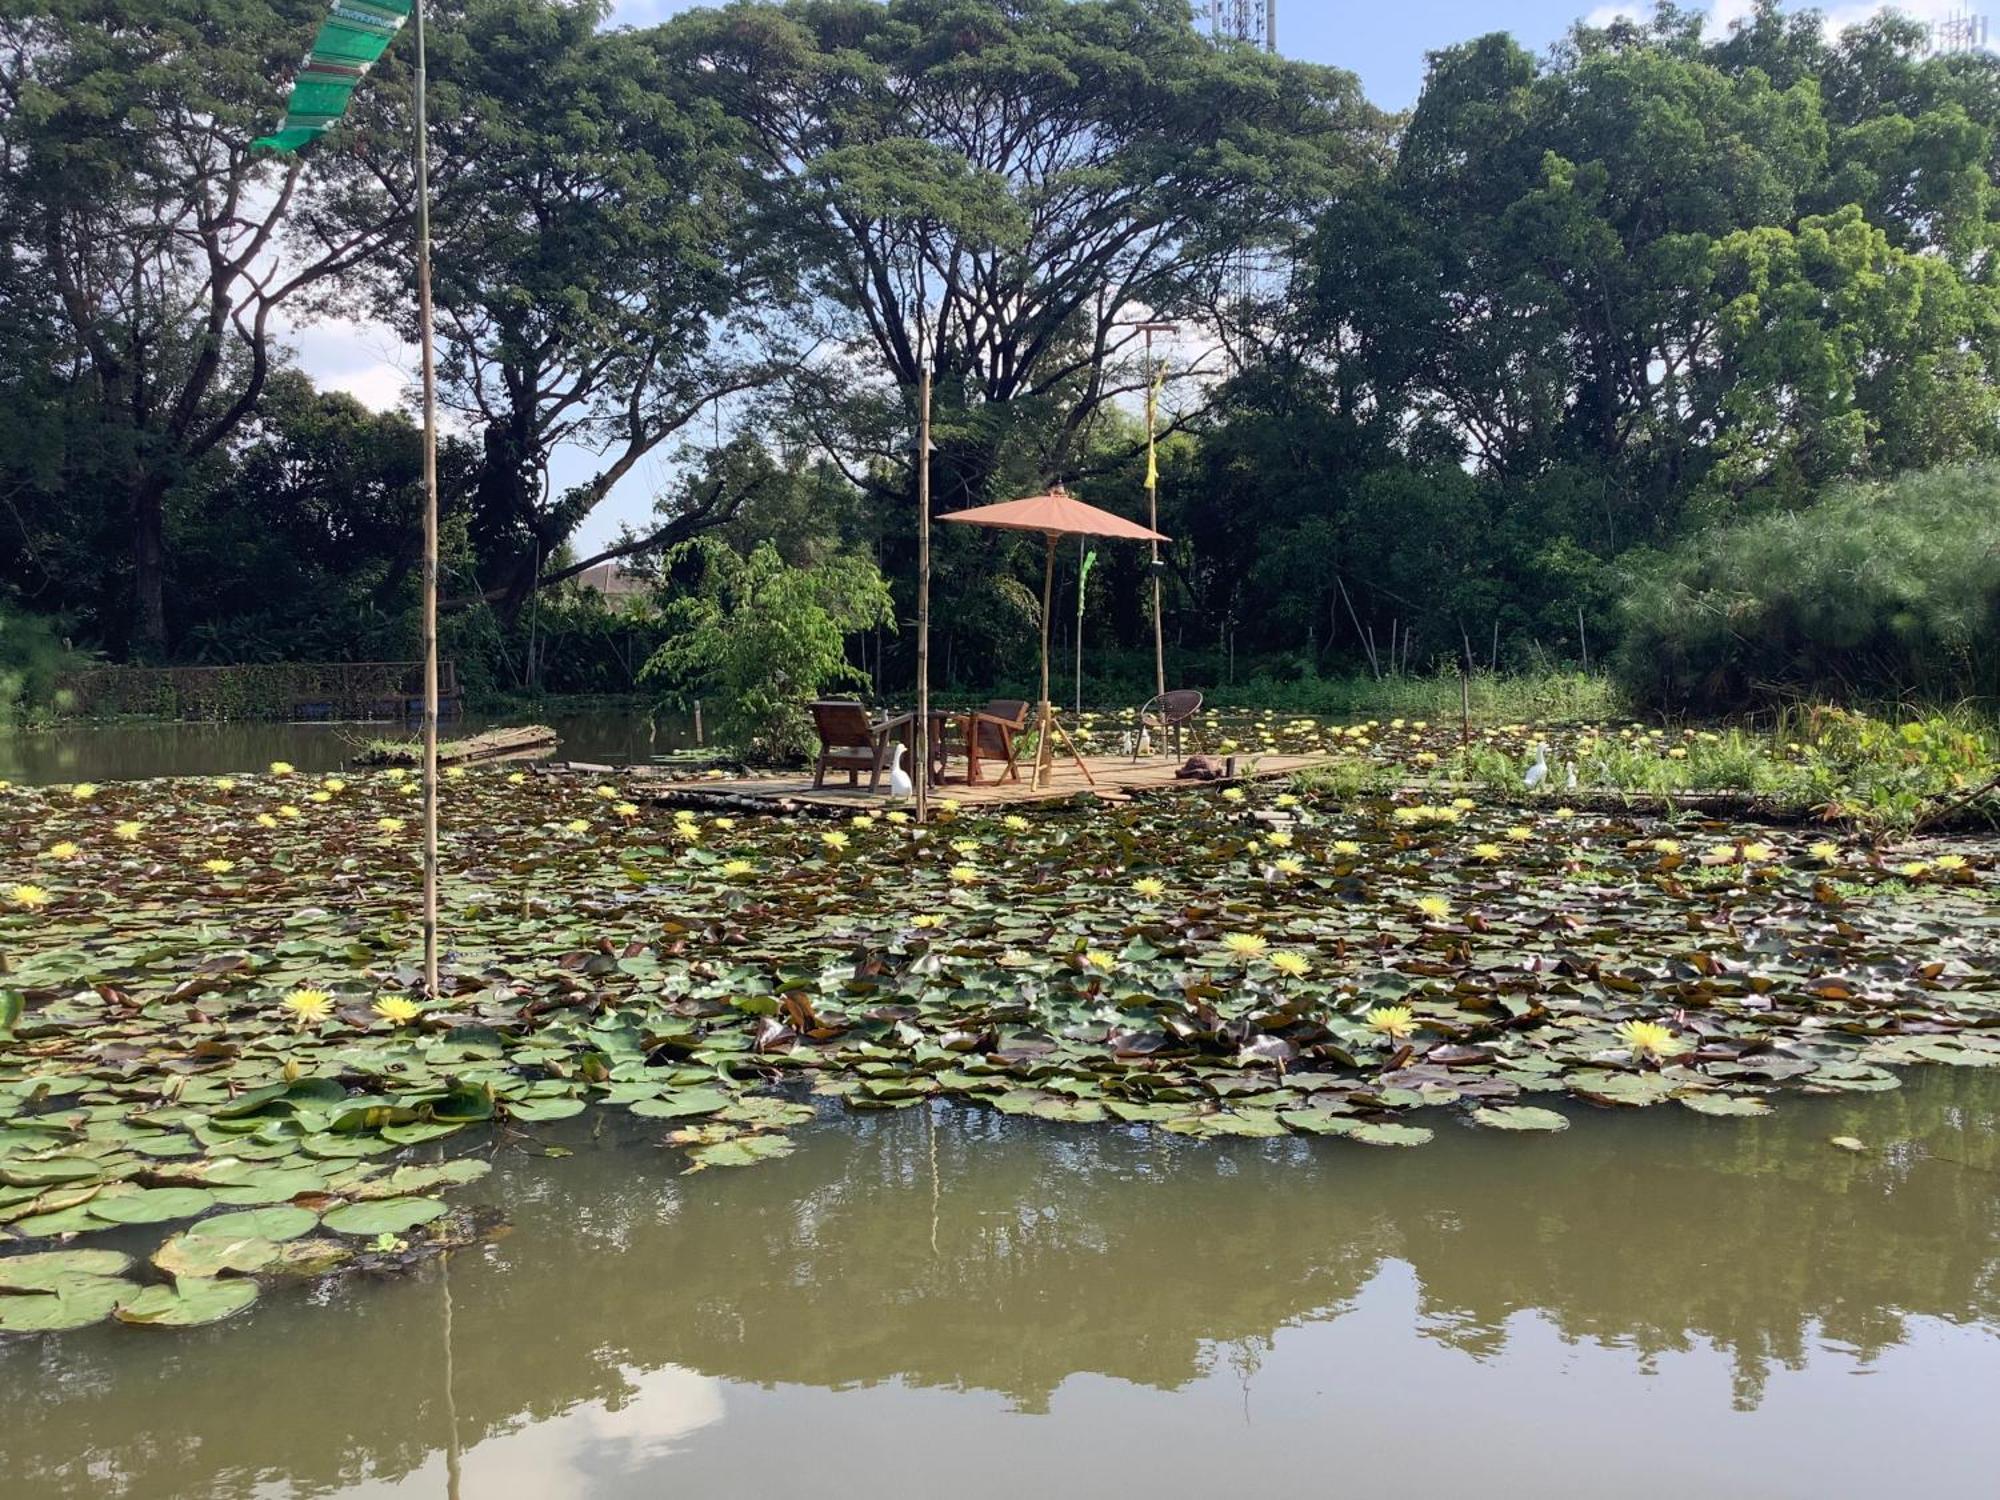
663 0 1387 513
0 0 405 654
340 0 788 622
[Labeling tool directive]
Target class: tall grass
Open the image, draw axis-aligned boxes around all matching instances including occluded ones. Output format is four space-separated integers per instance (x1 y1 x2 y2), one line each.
1615 463 2000 714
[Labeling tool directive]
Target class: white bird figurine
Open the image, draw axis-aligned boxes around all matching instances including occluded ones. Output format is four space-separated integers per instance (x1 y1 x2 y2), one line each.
1524 741 1550 789
886 742 913 798
1564 761 1578 791
1137 727 1152 756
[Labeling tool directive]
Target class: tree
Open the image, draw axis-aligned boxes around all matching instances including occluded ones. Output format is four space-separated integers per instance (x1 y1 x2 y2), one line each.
664 0 1385 514
0 0 404 653
344 0 784 621
641 537 894 758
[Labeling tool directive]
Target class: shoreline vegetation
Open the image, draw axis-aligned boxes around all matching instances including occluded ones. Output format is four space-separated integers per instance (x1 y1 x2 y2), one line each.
3 712 1996 1332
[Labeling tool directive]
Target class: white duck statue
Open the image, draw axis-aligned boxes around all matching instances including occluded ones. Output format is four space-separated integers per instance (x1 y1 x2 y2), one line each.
886 742 913 798
1524 741 1550 789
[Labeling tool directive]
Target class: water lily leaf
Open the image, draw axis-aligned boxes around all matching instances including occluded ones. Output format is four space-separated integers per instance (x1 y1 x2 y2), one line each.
503 1097 586 1122
188 1205 318 1242
0 1275 139 1331
1829 1135 1868 1153
263 1238 356 1275
629 1089 732 1120
154 1233 282 1279
1677 1094 1773 1117
1342 1121 1434 1147
320 1197 447 1236
0 1248 134 1290
114 1277 259 1327
1468 1105 1570 1132
683 1134 795 1170
87 1186 216 1225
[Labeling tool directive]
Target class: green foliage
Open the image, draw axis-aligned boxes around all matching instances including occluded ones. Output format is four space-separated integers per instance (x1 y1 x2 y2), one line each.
1615 463 2000 712
640 539 895 758
0 606 72 726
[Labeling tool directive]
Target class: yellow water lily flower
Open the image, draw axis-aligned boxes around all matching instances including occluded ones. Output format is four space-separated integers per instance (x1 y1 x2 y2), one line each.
1366 1005 1417 1040
595 785 618 799
1221 787 1245 803
565 819 591 834
885 811 910 825
377 817 406 834
1270 950 1310 978
1265 830 1293 849
278 805 302 820
308 791 332 804
373 996 423 1026
910 913 946 929
1897 860 1931 879
1553 807 1576 821
506 772 526 785
950 838 978 855
821 831 850 852
255 813 278 829
1274 856 1305 876
45 841 80 861
114 821 143 841
1331 839 1363 857
721 859 756 879
1450 797 1475 810
1740 841 1775 864
323 778 346 793
1131 876 1166 899
445 766 466 781
1809 841 1841 862
1003 815 1030 832
851 814 875 829
7 883 52 910
1471 842 1503 861
1275 794 1299 809
1082 950 1116 972
948 864 980 884
1617 1019 1685 1058
1221 932 1268 958
1414 894 1452 921
70 783 98 800
202 858 236 875
1652 837 1681 855
615 802 639 818
282 988 334 1024
714 817 736 831
269 762 294 776
1935 854 1968 872
1505 825 1533 842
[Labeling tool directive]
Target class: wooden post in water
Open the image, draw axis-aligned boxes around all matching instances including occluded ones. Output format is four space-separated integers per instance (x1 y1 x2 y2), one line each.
915 368 932 822
414 0 442 1000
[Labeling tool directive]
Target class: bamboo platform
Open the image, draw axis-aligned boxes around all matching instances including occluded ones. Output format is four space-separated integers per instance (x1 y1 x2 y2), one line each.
622 753 1338 816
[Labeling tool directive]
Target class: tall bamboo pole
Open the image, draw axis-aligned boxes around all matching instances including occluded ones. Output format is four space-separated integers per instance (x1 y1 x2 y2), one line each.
414 0 441 998
914 368 931 822
1138 322 1177 699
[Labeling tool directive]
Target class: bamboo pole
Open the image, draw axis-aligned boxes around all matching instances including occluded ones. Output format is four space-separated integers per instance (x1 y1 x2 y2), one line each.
915 368 931 822
414 0 441 999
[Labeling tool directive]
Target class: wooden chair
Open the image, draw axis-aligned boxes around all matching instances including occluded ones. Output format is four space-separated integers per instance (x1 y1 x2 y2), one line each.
1134 689 1203 759
809 700 911 792
964 699 1029 784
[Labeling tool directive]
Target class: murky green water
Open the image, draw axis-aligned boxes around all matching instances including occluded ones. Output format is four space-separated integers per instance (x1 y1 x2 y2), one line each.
0 713 692 785
6 1069 1997 1499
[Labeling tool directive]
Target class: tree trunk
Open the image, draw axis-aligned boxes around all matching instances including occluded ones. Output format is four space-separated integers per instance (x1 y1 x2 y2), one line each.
131 471 170 656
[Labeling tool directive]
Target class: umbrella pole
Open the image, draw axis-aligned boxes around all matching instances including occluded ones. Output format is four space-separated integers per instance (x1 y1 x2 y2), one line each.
1037 532 1055 787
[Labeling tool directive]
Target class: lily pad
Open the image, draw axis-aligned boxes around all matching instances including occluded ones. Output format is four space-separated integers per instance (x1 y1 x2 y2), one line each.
0 1248 134 1290
154 1233 283 1279
683 1134 796 1170
114 1277 260 1327
0 1276 140 1331
86 1186 217 1225
1678 1093 1773 1118
320 1197 447 1236
187 1205 319 1242
1468 1105 1570 1132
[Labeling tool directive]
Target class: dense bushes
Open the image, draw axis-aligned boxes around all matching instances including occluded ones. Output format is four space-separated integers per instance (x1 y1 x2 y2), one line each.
1614 464 2000 712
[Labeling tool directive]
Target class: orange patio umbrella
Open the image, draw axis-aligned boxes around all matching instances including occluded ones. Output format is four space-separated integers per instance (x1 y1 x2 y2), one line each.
940 487 1169 787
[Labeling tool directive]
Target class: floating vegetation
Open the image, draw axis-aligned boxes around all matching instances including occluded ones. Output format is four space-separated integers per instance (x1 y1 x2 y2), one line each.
1 732 1995 1334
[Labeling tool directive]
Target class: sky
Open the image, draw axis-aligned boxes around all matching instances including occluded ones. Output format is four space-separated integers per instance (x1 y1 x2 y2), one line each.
291 0 1980 556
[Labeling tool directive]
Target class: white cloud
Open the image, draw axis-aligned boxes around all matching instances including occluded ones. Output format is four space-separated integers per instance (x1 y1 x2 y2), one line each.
280 313 414 415
1587 1 1981 43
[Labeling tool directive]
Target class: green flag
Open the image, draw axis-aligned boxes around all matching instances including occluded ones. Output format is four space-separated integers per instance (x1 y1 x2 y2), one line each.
255 0 413 154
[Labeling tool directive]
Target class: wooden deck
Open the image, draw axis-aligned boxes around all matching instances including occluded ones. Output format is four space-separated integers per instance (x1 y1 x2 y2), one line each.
626 753 1337 815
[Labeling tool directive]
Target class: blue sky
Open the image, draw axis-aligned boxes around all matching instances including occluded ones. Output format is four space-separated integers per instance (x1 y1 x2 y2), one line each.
293 1 1962 555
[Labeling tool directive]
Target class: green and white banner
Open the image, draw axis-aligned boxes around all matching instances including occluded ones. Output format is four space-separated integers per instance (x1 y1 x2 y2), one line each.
254 0 413 154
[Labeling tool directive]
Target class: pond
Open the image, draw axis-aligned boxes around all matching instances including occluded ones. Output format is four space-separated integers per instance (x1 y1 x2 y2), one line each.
4 1068 1997 1498
0 710 694 786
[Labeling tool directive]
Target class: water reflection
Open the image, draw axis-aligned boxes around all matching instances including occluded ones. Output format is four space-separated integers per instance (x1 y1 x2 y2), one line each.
0 713 696 785
3 1070 1996 1498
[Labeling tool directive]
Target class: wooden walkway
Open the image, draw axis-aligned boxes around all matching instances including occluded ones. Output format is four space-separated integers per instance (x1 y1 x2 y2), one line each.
625 753 1336 815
